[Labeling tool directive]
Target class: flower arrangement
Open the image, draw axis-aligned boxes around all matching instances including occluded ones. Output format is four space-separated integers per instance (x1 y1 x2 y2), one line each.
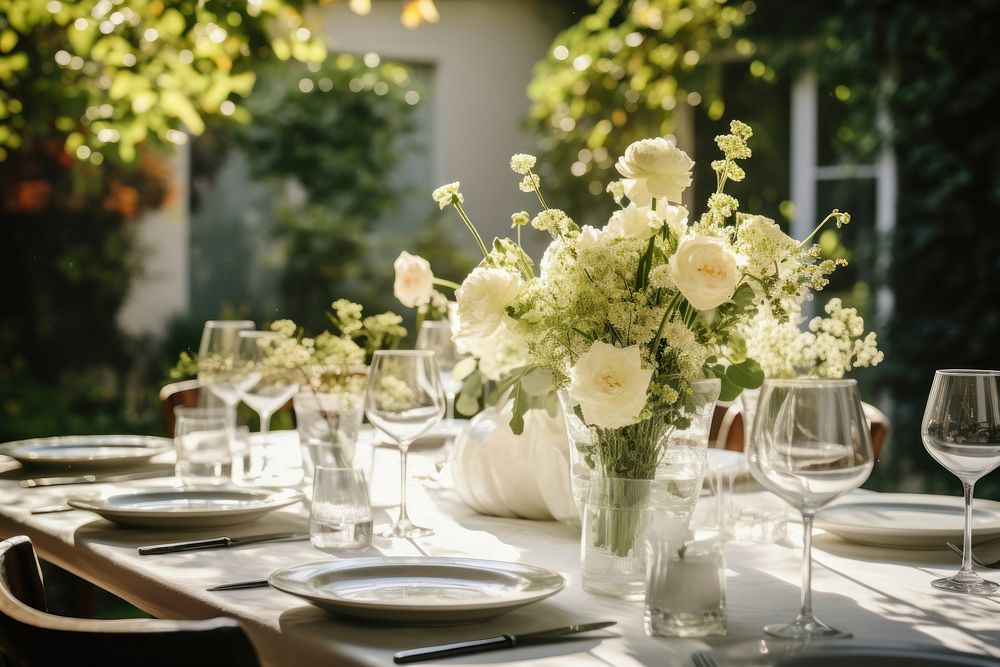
434 120 881 484
171 299 407 396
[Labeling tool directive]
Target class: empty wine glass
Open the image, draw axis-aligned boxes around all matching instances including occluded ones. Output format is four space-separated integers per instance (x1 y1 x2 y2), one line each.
365 350 445 538
922 369 1000 596
197 320 255 424
235 331 299 478
747 379 874 639
415 319 463 424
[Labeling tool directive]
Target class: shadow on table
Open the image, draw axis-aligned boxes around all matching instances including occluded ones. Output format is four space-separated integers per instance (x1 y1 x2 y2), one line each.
705 556 1000 656
813 532 964 567
71 512 310 549
277 600 615 664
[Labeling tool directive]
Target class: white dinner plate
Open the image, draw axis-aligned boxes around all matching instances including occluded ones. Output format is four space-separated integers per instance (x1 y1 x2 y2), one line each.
67 486 302 529
816 493 1000 549
374 418 469 449
269 557 565 624
1 435 171 468
707 639 1000 666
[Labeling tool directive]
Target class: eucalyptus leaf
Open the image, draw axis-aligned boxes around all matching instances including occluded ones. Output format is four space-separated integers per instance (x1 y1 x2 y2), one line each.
452 356 478 382
725 358 765 389
520 367 555 396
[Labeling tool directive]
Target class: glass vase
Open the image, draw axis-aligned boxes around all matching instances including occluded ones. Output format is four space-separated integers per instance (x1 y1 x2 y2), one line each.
562 378 721 598
293 390 366 480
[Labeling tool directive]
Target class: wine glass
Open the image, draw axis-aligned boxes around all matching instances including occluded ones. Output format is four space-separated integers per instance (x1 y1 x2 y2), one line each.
197 320 255 424
921 369 1000 596
365 350 445 538
746 378 874 639
415 319 463 425
235 331 300 478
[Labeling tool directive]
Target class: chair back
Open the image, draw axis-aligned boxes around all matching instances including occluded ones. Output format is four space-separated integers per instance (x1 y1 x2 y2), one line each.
159 379 202 436
0 536 259 667
713 399 890 459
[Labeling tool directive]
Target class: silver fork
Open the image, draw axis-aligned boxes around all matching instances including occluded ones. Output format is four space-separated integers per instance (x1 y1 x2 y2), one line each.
691 651 720 667
946 542 1000 569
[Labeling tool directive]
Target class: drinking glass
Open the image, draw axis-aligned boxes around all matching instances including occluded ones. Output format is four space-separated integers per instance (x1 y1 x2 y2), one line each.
921 369 1000 596
173 407 233 486
310 466 373 551
235 331 300 478
365 350 445 538
197 320 255 424
415 319 463 423
746 379 874 639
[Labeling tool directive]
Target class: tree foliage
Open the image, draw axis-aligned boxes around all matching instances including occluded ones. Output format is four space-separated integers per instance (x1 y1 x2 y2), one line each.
0 0 324 163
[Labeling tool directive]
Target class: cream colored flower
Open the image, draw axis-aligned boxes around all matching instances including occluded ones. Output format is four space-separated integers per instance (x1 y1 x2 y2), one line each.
393 251 434 308
454 267 522 343
615 136 694 203
510 153 537 175
605 203 661 240
669 235 741 310
660 203 689 239
576 225 604 252
432 181 463 209
568 341 653 429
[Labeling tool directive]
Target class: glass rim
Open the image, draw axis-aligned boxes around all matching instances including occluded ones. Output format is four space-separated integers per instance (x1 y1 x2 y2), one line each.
237 330 278 338
935 369 1000 376
372 349 436 357
761 378 858 388
204 320 255 328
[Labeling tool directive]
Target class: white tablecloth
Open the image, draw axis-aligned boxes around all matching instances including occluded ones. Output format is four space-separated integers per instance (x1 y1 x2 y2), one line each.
0 434 998 666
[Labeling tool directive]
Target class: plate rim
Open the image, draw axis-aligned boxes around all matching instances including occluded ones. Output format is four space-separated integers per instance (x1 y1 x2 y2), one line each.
66 486 302 517
816 492 1000 538
1 434 171 463
268 556 566 613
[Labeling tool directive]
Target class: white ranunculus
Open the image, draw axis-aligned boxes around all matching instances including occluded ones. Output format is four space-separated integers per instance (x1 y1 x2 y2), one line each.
660 203 689 239
568 341 653 430
616 136 694 203
576 225 604 252
393 251 434 308
605 203 662 240
454 267 522 343
668 235 742 311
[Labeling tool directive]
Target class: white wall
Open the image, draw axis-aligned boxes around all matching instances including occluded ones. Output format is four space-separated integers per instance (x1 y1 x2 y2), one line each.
318 0 562 249
117 145 189 336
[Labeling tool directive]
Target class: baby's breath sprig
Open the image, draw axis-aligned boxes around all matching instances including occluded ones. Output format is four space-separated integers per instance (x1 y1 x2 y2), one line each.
710 120 753 220
432 181 489 259
511 152 550 210
799 209 852 248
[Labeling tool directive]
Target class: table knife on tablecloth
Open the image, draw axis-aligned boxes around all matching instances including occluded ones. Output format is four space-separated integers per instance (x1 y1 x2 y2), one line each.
138 532 309 555
393 621 617 664
20 470 170 488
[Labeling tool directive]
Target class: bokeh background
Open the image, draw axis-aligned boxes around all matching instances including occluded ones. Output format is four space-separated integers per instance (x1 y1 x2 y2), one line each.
3 0 999 497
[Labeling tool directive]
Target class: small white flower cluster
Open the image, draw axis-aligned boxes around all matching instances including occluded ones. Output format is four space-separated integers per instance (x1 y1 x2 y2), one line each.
743 299 884 379
431 181 463 210
510 153 537 175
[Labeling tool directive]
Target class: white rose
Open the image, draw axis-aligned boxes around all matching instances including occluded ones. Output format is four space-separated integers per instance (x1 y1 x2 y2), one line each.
454 267 522 343
605 203 662 240
568 341 653 430
616 136 694 203
393 251 434 308
668 235 741 311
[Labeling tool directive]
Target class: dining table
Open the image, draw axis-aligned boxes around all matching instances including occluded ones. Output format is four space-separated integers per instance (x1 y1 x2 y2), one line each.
0 430 998 667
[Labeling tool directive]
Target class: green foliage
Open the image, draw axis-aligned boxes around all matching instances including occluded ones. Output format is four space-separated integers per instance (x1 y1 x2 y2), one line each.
0 0 323 163
229 55 422 330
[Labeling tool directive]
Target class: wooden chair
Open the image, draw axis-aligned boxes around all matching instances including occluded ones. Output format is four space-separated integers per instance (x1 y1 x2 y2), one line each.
712 400 890 459
0 536 259 667
159 378 203 437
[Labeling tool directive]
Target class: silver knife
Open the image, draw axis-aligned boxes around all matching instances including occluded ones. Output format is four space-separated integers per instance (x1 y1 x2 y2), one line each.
21 470 170 488
138 532 309 555
393 621 617 664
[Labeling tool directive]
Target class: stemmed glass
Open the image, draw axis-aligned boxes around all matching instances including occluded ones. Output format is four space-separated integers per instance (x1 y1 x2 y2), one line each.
415 319 463 425
921 369 1000 596
365 350 445 538
746 379 874 639
197 320 255 425
235 331 300 478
